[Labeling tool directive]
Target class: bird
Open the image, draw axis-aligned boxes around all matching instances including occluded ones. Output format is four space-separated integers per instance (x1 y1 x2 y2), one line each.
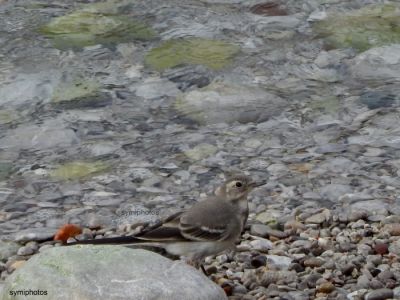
67 174 266 268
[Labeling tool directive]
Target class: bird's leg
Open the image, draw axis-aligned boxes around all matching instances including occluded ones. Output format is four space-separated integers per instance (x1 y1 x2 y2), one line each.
200 264 208 276
182 257 208 275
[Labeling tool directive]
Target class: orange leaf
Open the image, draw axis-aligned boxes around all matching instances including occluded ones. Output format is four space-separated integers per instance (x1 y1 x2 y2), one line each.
54 224 82 243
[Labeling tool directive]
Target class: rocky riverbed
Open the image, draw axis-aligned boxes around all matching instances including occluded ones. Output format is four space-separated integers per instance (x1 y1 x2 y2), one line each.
1 0 400 299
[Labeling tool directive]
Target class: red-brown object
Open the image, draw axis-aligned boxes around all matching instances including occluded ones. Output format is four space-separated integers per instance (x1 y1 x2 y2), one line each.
54 224 82 243
250 2 288 16
374 242 389 255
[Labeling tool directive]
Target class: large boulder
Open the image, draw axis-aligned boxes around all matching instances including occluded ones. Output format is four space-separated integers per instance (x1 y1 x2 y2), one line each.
0 245 227 300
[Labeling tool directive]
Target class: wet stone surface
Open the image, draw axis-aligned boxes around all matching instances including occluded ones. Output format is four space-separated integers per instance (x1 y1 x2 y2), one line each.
1 0 400 299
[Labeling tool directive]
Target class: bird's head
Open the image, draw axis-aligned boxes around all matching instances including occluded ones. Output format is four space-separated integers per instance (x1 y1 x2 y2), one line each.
214 174 266 202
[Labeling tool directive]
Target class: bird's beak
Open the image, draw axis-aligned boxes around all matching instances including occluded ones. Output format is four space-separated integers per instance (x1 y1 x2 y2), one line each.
249 180 267 188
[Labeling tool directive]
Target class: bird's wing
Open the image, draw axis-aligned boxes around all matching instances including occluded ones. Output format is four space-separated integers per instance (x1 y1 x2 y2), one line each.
179 197 240 242
135 210 187 242
67 211 187 245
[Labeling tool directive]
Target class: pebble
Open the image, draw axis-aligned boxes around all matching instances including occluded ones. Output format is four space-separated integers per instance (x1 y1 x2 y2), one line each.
305 209 331 224
17 246 34 256
317 282 335 293
266 255 292 270
249 239 273 252
14 228 56 242
250 224 270 237
364 288 393 300
374 243 389 255
303 257 325 268
250 224 287 239
383 223 400 236
251 255 267 268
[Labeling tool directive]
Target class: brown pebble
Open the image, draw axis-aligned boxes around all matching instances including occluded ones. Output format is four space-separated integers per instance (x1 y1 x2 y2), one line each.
317 282 335 293
249 2 288 16
374 243 389 255
383 223 400 236
217 278 233 296
303 257 324 268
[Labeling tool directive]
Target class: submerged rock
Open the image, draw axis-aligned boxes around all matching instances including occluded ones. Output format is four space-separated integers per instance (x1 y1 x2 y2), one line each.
145 38 239 71
40 11 156 50
52 77 111 109
0 246 227 300
0 162 13 181
350 44 400 82
174 82 286 124
314 4 400 52
184 143 217 161
0 119 79 151
360 91 397 109
0 110 18 125
50 161 109 180
0 240 20 261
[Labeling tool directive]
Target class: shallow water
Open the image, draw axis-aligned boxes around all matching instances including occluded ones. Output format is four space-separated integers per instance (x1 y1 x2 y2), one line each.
0 0 400 239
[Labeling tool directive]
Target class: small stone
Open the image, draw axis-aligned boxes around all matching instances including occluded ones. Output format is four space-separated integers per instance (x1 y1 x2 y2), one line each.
347 289 368 300
383 223 400 236
348 210 369 222
304 257 325 268
306 273 322 288
250 224 287 239
232 284 247 295
0 241 20 261
369 278 384 289
249 239 273 252
394 286 400 298
317 282 335 293
217 278 233 296
377 270 394 282
365 288 393 300
374 243 389 255
357 274 370 289
216 254 229 264
17 246 34 256
305 209 331 224
251 255 267 268
266 255 292 270
341 264 355 276
250 224 270 237
288 263 304 273
14 228 56 242
388 240 400 255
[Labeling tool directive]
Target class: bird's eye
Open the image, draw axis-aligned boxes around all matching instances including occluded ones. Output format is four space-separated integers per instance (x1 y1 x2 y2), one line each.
235 181 243 187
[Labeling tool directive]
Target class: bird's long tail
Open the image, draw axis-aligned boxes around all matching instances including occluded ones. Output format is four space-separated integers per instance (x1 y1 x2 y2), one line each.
67 235 143 246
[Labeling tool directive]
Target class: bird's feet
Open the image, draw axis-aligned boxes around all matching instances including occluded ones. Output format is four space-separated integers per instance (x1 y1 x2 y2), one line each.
182 257 208 276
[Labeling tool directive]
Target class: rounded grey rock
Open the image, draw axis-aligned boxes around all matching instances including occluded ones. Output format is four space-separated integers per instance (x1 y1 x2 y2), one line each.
0 246 227 300
16 246 34 256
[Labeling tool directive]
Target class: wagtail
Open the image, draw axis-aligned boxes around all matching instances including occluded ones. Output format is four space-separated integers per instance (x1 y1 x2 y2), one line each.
68 174 266 267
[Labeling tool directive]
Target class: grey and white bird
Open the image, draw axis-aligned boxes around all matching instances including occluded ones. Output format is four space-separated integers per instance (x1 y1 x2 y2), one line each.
68 174 266 267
